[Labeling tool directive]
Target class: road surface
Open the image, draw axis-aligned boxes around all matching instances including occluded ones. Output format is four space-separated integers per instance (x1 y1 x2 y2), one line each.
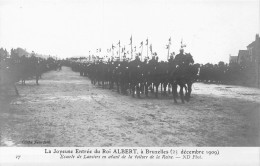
1 67 259 146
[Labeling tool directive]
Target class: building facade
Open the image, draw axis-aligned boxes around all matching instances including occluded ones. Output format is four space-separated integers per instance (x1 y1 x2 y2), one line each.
236 34 260 87
247 34 260 63
247 34 260 87
229 55 238 64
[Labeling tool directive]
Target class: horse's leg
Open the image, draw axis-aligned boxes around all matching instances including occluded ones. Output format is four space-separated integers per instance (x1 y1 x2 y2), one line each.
151 83 154 93
116 81 120 93
155 84 159 98
128 82 131 94
120 81 124 94
126 81 130 95
179 85 185 104
139 83 143 94
36 76 39 85
131 84 135 97
186 82 192 102
168 83 171 95
137 84 141 98
129 83 131 94
172 83 178 103
123 82 127 95
163 82 167 96
110 80 114 89
109 80 112 89
160 82 163 96
14 84 19 96
145 82 149 97
142 83 145 94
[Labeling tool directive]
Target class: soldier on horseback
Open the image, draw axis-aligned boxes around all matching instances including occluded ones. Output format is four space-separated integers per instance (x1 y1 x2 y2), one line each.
129 54 143 97
174 48 194 76
149 55 157 67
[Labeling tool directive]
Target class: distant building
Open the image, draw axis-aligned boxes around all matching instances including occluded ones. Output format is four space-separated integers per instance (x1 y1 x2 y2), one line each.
235 34 260 87
237 50 250 64
246 34 260 87
229 55 238 64
247 34 260 63
237 34 260 64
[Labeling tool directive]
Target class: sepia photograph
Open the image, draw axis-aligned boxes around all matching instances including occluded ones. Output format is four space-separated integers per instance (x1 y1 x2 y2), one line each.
0 0 259 151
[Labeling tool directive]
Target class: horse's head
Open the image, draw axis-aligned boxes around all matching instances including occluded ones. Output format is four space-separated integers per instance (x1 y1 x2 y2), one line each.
185 53 194 65
188 63 200 79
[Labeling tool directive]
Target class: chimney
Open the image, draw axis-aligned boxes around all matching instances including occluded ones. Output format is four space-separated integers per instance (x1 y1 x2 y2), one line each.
256 34 259 40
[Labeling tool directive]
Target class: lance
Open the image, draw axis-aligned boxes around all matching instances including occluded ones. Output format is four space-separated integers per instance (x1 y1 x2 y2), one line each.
131 44 133 60
146 38 149 59
167 37 171 60
118 40 121 61
150 44 153 57
112 44 115 59
130 35 133 60
123 46 126 59
140 41 143 61
180 38 187 51
89 51 91 61
141 48 143 61
167 46 170 60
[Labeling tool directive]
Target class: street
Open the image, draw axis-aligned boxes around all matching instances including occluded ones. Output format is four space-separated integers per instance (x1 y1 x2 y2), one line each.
1 67 259 146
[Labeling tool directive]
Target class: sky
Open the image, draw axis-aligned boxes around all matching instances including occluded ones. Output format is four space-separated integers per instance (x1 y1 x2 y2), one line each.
0 0 259 64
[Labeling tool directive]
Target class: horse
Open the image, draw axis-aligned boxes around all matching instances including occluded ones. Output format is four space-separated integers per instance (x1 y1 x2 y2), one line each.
145 61 167 98
171 63 200 103
129 59 145 98
170 53 197 103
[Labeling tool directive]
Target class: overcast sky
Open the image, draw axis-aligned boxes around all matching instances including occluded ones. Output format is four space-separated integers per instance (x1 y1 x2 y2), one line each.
0 0 259 64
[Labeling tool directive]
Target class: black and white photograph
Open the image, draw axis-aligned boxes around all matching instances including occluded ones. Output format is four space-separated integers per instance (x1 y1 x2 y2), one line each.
0 0 259 154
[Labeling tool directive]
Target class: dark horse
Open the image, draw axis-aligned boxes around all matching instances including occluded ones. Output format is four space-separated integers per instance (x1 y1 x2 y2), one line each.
145 61 167 98
169 51 198 103
171 63 200 103
129 60 144 98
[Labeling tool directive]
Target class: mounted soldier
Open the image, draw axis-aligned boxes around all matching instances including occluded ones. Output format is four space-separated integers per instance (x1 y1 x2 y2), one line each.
174 48 185 67
118 53 130 94
171 40 196 103
148 55 158 68
174 45 194 76
129 54 143 97
168 52 175 65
